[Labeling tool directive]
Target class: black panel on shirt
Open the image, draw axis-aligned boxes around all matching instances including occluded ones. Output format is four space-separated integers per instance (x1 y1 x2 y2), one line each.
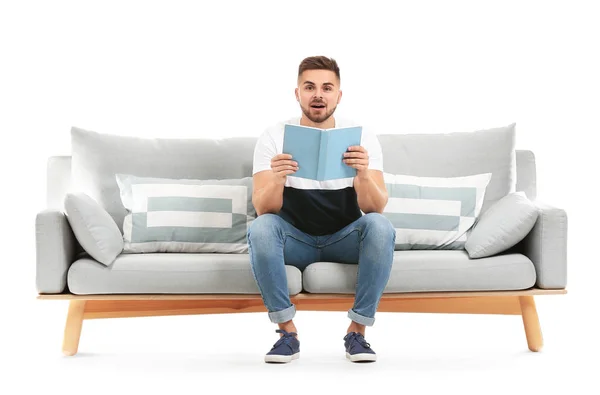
277 186 361 236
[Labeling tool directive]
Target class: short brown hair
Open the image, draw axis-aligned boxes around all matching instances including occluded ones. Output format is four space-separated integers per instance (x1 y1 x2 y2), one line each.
298 56 340 83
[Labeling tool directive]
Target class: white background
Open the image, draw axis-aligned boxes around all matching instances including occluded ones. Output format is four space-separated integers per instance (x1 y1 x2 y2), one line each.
1 0 598 393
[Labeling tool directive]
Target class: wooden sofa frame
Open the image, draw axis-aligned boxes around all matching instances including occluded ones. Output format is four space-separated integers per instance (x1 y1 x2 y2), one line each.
39 287 565 356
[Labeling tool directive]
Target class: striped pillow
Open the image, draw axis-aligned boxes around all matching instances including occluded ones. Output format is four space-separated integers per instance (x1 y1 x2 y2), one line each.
382 172 492 250
115 174 256 253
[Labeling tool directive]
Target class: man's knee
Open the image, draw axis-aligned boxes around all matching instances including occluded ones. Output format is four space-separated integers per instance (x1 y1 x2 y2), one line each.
248 213 284 241
362 213 396 241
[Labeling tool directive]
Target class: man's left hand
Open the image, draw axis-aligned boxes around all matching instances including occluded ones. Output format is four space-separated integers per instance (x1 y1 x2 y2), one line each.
343 146 369 179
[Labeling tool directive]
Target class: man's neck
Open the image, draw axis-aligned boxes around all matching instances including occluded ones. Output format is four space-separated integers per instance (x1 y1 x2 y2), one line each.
300 115 335 129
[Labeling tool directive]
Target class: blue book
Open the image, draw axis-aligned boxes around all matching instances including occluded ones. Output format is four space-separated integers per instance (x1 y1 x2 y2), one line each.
283 124 363 181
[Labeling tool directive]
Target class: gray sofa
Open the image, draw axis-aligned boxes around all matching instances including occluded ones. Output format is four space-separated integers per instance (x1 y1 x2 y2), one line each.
36 125 568 356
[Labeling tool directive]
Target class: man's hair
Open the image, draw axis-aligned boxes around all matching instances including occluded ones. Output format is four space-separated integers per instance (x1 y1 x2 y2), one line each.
298 56 340 83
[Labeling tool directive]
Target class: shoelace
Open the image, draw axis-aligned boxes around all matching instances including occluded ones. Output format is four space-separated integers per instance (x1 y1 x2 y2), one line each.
348 332 371 349
271 329 298 351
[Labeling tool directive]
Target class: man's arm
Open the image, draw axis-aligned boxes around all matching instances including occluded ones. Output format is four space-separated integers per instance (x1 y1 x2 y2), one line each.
343 144 388 213
354 170 388 214
252 170 285 216
252 128 296 216
252 153 298 216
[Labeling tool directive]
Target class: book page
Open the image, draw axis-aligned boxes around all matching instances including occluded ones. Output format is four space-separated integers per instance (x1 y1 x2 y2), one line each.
282 124 322 180
322 126 362 181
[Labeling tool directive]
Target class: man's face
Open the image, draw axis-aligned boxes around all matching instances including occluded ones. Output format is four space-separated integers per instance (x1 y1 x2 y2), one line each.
295 69 342 124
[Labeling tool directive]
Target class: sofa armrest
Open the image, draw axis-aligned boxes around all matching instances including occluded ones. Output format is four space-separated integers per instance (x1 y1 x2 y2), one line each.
35 209 81 293
520 201 568 289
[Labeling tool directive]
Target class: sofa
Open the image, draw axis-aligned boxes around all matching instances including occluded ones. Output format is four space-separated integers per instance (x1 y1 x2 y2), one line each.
35 124 568 356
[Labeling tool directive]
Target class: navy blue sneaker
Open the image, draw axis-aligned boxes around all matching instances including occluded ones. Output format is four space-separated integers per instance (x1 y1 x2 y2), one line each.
264 329 300 363
344 332 377 362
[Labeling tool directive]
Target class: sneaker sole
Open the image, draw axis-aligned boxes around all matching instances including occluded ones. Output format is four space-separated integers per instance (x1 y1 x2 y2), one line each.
346 352 377 362
264 352 300 363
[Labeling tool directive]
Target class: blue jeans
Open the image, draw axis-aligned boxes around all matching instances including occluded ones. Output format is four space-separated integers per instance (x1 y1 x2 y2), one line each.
247 212 396 326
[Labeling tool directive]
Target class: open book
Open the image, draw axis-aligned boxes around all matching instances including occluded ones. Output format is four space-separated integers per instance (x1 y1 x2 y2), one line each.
282 124 363 181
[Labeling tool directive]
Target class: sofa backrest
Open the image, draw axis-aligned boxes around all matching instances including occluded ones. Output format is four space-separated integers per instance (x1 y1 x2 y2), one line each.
46 147 537 215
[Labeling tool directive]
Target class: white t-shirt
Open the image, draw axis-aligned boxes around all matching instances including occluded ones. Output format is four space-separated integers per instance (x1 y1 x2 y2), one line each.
252 116 384 236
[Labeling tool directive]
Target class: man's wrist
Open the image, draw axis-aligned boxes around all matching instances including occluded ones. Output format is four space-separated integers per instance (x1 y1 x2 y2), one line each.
355 171 371 182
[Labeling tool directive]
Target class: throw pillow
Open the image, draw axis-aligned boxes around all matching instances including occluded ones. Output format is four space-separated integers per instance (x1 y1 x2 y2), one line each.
63 192 124 266
115 174 256 253
465 191 539 258
382 172 492 250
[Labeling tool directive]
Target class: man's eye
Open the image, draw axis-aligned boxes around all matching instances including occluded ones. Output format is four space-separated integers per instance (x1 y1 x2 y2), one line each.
324 87 332 91
306 86 313 90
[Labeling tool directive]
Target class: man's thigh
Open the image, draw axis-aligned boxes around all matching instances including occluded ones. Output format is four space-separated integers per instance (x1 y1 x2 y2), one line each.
318 221 362 264
265 215 321 271
283 234 320 271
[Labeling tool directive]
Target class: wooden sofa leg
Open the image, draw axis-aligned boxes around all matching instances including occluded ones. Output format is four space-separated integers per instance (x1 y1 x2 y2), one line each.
62 300 86 356
519 296 543 352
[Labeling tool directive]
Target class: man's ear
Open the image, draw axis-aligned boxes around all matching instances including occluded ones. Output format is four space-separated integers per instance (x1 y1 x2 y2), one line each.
295 87 299 102
337 90 343 104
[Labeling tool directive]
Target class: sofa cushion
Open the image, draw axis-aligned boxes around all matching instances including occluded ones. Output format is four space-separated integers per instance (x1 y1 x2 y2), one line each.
466 192 539 258
63 192 123 266
115 174 256 253
377 123 516 214
67 253 302 295
69 126 256 234
302 250 536 293
382 172 492 250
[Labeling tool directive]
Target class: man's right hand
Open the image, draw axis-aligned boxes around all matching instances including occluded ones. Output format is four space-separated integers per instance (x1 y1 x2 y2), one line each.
271 154 299 184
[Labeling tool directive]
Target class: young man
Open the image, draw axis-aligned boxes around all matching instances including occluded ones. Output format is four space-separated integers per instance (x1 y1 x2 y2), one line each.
248 56 396 363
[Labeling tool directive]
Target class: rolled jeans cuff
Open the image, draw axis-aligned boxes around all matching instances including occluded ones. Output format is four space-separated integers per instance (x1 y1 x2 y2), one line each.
348 308 375 326
268 304 296 324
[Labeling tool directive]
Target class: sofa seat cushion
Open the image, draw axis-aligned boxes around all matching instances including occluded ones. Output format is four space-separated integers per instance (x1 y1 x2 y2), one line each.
302 250 536 293
67 253 302 295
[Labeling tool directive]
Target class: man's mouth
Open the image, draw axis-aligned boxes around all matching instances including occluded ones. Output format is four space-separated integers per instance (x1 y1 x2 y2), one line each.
311 103 326 109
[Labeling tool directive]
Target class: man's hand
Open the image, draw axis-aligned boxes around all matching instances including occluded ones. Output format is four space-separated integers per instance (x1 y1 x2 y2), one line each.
271 154 299 185
343 146 369 179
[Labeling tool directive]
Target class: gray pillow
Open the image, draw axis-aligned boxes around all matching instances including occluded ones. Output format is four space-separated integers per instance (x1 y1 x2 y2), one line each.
465 192 539 258
70 126 256 234
64 193 124 266
378 123 516 215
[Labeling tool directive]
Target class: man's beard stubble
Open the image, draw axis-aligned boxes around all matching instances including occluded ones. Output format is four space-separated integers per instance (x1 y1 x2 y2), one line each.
300 103 337 124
